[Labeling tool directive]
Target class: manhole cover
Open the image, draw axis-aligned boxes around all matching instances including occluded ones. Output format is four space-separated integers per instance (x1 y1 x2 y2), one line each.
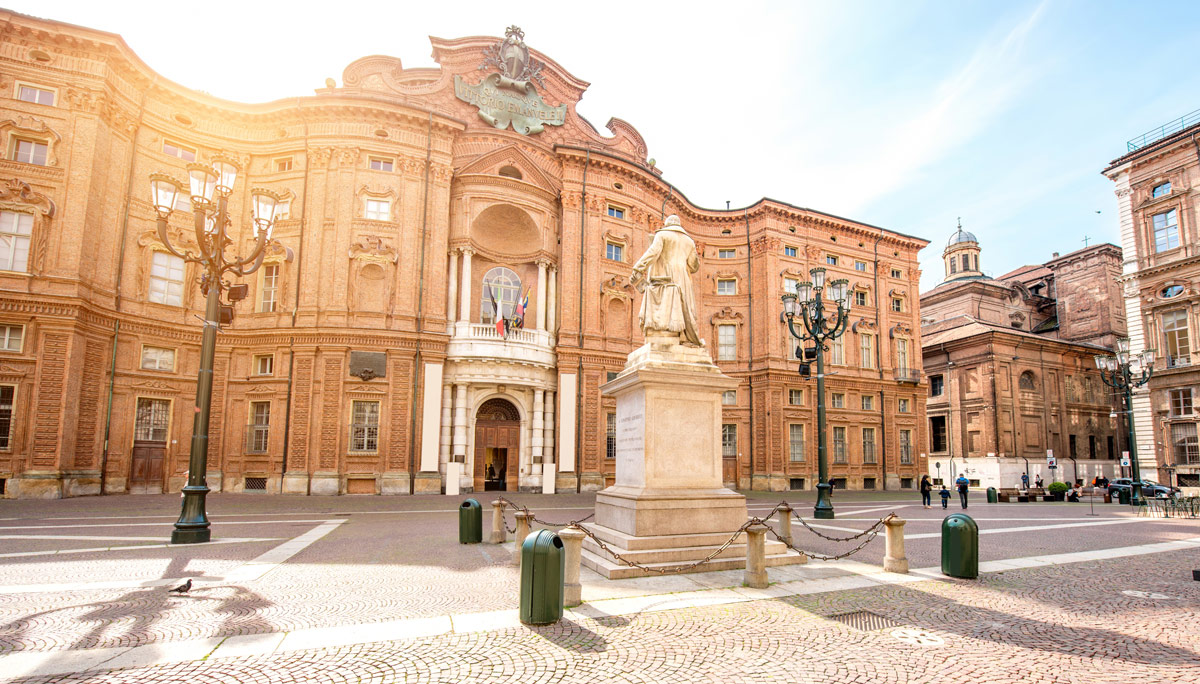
1122 590 1174 599
827 610 903 631
890 627 945 646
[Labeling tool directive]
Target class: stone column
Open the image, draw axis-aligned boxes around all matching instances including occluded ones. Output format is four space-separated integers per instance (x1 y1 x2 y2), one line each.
512 511 532 566
536 259 548 331
446 249 459 324
532 389 545 475
439 384 453 467
417 363 444 486
452 384 468 464
547 266 558 336
744 525 768 589
459 248 474 322
559 525 585 606
491 499 506 544
544 391 555 467
883 516 908 574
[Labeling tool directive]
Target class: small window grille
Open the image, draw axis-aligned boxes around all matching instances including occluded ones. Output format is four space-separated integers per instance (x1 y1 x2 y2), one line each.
244 476 267 491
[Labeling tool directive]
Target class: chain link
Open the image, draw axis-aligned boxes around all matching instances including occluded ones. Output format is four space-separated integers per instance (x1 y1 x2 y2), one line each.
569 518 762 574
789 509 890 543
529 512 595 527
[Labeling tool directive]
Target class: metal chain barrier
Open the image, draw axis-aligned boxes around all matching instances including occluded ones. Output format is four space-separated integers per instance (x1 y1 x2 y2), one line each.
765 516 889 561
529 512 595 527
569 517 762 575
493 496 595 529
790 508 892 543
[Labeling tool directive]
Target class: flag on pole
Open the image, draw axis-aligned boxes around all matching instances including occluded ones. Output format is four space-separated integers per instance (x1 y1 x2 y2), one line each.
514 288 530 329
492 286 506 337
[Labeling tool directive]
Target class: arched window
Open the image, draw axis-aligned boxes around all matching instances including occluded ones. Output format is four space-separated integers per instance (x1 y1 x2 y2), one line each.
1019 371 1036 391
497 165 523 180
481 266 521 324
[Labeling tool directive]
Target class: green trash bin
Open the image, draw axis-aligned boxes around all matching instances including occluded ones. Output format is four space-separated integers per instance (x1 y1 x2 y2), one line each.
1118 488 1130 505
941 513 978 579
459 498 482 544
519 529 564 625
986 487 998 504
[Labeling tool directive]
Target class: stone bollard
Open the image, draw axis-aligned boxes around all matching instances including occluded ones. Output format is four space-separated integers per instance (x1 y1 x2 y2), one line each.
512 511 532 566
776 502 793 546
559 525 586 607
883 515 908 574
743 524 768 589
491 500 507 544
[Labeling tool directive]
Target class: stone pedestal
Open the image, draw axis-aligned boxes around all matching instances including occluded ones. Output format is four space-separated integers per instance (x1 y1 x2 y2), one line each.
582 335 805 578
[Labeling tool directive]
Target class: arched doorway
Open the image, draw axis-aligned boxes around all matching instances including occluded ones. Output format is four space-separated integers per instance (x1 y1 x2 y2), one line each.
475 398 520 492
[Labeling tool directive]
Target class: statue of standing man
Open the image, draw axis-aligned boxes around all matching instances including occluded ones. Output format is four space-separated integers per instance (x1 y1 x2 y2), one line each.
630 214 702 347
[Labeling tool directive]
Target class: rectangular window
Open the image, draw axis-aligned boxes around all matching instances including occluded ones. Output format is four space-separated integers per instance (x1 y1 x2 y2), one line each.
148 252 185 306
606 412 616 459
789 423 805 462
1069 434 1077 458
606 242 623 262
722 423 737 458
18 84 55 105
607 206 624 219
783 277 798 295
784 246 797 257
826 255 839 266
365 199 390 221
1171 388 1193 416
930 415 947 452
831 337 844 365
892 298 903 312
718 248 736 259
1152 182 1171 198
1162 309 1190 367
140 346 176 371
789 388 803 406
13 139 48 165
162 140 196 161
898 398 910 413
897 338 909 374
260 264 279 313
717 279 736 295
248 401 270 453
862 395 874 410
949 256 958 274
1172 422 1198 464
899 429 913 464
134 398 171 441
854 261 867 272
1153 208 1179 252
862 427 876 463
860 333 873 369
855 291 867 307
722 390 737 405
273 201 290 221
718 324 737 360
1089 434 1096 459
831 393 845 408
368 157 393 171
930 375 944 397
0 325 21 352
275 158 293 172
350 400 380 452
254 354 274 376
833 426 847 463
0 385 13 450
891 268 902 278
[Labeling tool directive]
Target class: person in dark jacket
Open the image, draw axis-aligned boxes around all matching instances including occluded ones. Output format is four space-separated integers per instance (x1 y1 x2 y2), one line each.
920 475 933 508
955 474 970 508
939 486 951 509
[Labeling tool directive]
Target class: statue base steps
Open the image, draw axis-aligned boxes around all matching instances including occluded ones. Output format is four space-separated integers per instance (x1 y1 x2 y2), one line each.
579 524 807 579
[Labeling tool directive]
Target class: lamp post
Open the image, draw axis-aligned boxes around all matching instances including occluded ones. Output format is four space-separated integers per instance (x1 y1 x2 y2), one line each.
1095 338 1155 507
782 268 850 519
149 158 281 544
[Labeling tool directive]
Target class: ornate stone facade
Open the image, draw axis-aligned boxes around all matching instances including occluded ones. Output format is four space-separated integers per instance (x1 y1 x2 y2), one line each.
0 11 928 498
1104 112 1200 493
921 228 1125 489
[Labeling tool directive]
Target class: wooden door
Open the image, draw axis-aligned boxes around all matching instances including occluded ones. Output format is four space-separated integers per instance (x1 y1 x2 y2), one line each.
131 398 170 491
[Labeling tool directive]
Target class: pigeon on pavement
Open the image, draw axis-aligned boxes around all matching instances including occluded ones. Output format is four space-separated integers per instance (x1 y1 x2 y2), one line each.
169 579 192 594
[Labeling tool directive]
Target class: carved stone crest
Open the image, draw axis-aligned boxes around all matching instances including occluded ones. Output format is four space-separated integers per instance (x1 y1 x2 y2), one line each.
480 26 545 90
453 26 566 136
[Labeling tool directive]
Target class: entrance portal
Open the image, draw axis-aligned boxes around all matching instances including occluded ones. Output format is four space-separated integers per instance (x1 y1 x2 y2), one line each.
131 398 170 493
474 398 520 492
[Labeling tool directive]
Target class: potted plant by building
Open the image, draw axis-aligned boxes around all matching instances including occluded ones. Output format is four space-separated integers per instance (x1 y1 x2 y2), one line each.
1047 481 1069 501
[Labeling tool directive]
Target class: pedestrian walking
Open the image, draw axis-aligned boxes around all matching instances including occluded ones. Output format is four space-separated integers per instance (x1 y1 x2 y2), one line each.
955 473 969 509
1021 472 1029 490
920 475 933 509
1035 475 1044 489
939 486 951 509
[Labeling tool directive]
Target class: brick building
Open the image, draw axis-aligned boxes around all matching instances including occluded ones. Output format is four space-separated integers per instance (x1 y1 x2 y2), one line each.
1104 109 1200 494
0 11 929 498
920 225 1125 488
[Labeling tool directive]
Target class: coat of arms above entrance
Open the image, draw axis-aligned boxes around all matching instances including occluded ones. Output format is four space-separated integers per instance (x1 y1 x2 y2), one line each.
454 26 566 136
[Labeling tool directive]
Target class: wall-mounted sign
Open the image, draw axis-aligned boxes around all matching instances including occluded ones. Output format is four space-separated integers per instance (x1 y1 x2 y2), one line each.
455 26 566 136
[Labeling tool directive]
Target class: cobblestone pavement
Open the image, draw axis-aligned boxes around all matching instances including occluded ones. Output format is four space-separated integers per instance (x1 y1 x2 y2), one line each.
0 493 1197 682
8 547 1199 683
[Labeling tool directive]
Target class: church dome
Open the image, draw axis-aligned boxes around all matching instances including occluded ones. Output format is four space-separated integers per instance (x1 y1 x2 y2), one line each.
948 227 977 246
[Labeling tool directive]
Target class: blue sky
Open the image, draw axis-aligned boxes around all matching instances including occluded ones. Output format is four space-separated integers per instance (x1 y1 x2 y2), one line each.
13 1 1200 291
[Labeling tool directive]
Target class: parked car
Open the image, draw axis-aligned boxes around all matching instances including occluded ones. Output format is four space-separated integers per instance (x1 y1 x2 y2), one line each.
1107 478 1180 498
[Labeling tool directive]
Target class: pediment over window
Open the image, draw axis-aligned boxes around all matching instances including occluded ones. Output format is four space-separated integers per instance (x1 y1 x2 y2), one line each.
457 144 559 194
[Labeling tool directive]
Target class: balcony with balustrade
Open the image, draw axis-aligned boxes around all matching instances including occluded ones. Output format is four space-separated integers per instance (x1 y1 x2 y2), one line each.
446 322 556 368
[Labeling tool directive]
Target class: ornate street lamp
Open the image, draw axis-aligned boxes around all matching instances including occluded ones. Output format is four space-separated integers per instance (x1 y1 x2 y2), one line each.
782 268 850 519
1095 339 1156 507
150 158 281 544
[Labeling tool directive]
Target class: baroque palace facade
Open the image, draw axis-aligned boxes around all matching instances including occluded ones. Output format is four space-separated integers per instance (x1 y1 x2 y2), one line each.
0 12 929 498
